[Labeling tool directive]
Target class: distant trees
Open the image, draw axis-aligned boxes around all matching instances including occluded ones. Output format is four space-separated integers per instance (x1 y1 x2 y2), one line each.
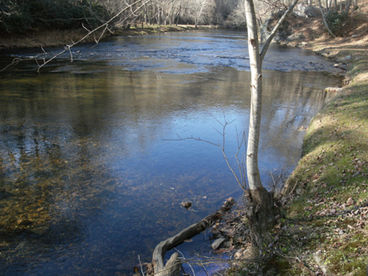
0 0 111 34
128 0 218 26
0 0 247 34
317 0 354 36
0 0 355 36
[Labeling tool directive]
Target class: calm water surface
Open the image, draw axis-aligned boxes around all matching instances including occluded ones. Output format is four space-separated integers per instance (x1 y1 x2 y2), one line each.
0 31 341 275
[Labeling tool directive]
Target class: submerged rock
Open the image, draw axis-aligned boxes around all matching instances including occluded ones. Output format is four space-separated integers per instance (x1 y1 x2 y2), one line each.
180 201 192 209
211 237 226 250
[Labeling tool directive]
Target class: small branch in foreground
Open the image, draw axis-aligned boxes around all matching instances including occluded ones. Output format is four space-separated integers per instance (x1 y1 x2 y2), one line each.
166 119 248 192
0 0 151 73
152 197 235 276
35 0 151 72
173 248 196 276
138 255 145 276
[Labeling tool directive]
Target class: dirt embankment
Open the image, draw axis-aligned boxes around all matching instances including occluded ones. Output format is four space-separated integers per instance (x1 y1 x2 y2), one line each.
277 2 368 274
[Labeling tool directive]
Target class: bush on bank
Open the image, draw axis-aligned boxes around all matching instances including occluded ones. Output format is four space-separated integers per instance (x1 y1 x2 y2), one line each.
0 0 110 34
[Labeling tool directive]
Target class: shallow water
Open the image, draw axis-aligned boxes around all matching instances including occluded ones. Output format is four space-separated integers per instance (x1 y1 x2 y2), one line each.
0 31 341 274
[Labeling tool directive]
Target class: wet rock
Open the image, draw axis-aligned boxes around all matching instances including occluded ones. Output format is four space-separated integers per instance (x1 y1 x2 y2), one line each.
334 63 347 70
211 237 226 250
180 201 192 209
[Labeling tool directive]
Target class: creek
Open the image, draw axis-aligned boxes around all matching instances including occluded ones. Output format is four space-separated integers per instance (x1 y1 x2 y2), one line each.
0 31 341 275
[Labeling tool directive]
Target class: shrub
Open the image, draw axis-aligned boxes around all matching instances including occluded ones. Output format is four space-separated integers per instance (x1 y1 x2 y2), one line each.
325 10 348 36
0 0 110 34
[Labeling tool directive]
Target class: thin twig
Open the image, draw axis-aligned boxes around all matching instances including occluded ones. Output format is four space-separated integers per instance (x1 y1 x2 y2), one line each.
174 248 196 276
34 0 152 72
166 118 248 192
0 58 20 72
164 136 220 147
66 45 73 62
137 255 145 276
199 260 210 276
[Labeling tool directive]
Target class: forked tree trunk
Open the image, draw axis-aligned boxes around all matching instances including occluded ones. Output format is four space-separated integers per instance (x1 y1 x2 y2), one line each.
243 0 298 253
244 0 263 193
244 0 277 253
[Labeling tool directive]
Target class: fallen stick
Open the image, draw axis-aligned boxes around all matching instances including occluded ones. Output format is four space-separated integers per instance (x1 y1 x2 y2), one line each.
152 197 235 276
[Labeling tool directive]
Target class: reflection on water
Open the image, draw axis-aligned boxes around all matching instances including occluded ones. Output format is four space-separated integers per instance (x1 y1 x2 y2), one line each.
0 32 341 274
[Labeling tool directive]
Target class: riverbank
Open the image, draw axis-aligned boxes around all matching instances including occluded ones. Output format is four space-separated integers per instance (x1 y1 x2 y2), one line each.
280 47 368 275
0 24 216 50
226 5 368 275
278 14 368 275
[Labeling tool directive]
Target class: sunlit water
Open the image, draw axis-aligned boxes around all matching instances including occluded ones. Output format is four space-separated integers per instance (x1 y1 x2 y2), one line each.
0 31 341 275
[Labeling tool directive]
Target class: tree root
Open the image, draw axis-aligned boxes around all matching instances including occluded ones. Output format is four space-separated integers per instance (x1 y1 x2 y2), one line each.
152 197 235 276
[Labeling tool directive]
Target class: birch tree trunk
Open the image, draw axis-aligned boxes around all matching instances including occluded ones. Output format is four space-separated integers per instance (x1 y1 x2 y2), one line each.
243 0 299 253
244 0 263 193
243 0 277 254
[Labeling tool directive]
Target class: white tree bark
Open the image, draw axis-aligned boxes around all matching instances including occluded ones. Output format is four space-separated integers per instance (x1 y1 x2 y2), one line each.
244 0 263 191
244 0 299 191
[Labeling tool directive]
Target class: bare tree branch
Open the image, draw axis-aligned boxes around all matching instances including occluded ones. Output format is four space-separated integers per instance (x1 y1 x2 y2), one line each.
152 197 235 276
35 0 151 72
137 255 146 276
0 0 152 73
260 0 299 62
165 120 248 192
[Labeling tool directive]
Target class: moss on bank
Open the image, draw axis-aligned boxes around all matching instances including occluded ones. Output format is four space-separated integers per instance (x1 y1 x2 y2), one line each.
278 45 368 275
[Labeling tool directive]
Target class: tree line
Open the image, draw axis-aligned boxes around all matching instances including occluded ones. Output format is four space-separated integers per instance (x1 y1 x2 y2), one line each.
0 0 357 36
0 0 242 34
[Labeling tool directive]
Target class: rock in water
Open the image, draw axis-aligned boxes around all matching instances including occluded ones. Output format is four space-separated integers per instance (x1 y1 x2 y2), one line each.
180 201 192 209
211 237 226 250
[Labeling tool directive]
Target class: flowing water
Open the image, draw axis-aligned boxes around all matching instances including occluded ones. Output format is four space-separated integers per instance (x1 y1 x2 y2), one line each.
0 31 341 275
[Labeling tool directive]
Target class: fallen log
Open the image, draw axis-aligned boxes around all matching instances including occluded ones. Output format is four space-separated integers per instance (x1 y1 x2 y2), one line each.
152 197 235 276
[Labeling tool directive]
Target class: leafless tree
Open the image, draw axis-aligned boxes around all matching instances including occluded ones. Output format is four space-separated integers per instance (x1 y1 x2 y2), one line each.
243 0 299 254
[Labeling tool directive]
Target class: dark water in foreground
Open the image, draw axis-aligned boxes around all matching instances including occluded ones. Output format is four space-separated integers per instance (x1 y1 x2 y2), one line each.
0 31 341 275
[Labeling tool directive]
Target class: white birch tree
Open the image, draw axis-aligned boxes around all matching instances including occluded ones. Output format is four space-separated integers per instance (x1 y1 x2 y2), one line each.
243 0 299 252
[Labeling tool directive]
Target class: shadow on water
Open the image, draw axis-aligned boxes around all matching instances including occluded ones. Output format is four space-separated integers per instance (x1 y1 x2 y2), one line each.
0 31 342 274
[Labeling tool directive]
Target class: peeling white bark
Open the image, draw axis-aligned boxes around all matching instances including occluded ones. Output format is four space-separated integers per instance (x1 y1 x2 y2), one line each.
244 0 263 191
244 0 299 191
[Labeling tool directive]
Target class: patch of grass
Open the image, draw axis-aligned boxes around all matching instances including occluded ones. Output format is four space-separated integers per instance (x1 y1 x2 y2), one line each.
279 49 368 274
